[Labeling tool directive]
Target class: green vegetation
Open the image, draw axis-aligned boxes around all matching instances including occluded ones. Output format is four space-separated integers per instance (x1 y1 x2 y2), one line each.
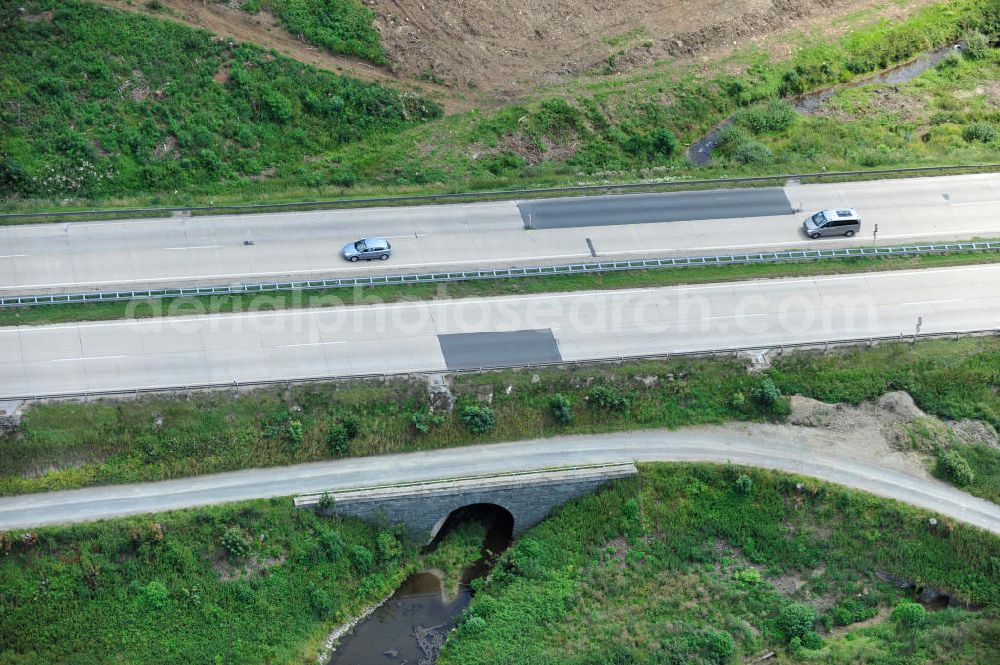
3 0 997 214
439 464 1000 664
0 498 416 664
5 247 1000 327
421 521 487 599
0 0 439 202
237 0 385 63
4 336 999 498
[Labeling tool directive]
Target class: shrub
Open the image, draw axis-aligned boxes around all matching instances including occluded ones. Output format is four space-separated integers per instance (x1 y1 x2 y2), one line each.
623 128 678 160
340 416 361 440
376 532 402 564
548 394 574 425
892 601 926 653
287 420 304 447
349 544 374 573
309 586 332 617
733 568 761 585
411 411 444 434
936 449 976 486
779 602 817 641
751 378 781 408
317 492 335 513
326 424 350 456
735 474 753 496
730 140 773 165
734 99 798 134
261 86 294 123
462 615 487 635
800 631 824 650
963 122 997 143
700 630 735 663
460 405 496 435
140 580 170 611
730 391 747 412
587 385 631 412
220 527 252 560
963 31 991 59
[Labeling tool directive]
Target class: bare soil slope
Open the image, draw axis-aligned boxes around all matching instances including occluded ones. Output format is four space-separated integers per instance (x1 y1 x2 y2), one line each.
370 0 917 96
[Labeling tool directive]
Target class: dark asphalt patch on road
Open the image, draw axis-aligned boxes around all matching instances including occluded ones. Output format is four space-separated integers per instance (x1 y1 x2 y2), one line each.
438 329 562 370
518 188 794 229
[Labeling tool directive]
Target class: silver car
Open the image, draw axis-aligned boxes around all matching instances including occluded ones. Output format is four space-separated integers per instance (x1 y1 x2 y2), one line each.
342 237 392 262
803 209 861 239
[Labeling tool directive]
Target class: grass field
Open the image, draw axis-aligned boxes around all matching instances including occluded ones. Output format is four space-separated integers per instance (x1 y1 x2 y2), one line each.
439 463 1000 664
3 337 998 503
0 0 439 203
2 0 996 214
2 464 998 664
4 247 1000 327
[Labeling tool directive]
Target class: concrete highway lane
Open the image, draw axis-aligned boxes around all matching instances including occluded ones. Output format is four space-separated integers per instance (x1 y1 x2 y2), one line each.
1 263 999 398
2 428 998 533
2 173 999 295
517 188 793 228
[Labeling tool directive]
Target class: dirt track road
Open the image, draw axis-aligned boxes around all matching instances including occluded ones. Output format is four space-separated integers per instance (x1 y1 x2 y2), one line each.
2 427 998 533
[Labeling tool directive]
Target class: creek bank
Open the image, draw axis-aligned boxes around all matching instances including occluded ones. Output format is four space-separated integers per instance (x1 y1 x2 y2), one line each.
688 44 961 165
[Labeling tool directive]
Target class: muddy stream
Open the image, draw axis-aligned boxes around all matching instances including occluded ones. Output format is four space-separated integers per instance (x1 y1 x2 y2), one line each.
688 44 962 165
328 507 513 665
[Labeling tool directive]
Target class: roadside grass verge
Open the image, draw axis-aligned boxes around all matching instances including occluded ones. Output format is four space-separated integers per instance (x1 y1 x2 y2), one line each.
2 336 999 499
0 498 417 665
3 464 998 664
3 0 996 214
438 463 1000 665
0 496 488 665
0 0 439 204
4 247 1000 327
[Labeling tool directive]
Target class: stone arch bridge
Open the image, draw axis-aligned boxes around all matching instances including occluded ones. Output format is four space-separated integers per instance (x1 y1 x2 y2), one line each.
294 463 637 544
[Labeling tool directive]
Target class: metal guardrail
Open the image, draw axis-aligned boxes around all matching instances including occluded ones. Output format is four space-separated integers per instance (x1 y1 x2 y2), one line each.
3 239 999 308
5 328 997 403
2 163 998 221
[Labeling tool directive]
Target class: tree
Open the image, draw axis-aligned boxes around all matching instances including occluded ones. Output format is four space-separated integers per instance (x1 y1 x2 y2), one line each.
892 601 926 654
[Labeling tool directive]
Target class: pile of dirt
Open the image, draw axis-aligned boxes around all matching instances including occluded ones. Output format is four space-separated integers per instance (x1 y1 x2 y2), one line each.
782 391 997 470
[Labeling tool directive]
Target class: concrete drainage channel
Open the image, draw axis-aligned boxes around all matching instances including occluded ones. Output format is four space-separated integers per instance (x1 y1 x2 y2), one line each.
2 239 1000 308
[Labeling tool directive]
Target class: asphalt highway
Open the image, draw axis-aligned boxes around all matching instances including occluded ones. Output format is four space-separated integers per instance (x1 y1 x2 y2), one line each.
2 173 999 295
1 263 998 398
2 428 997 533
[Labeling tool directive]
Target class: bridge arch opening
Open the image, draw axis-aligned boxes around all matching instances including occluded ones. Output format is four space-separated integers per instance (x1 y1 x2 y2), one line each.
428 502 514 549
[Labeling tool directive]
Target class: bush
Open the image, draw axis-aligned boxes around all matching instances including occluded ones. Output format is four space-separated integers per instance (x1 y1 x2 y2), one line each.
936 449 976 486
734 99 797 134
548 394 574 425
730 140 773 165
287 420 304 447
700 630 735 663
963 31 991 59
779 602 817 641
376 532 402 564
317 492 335 513
309 586 332 617
751 378 781 408
411 411 444 434
623 128 678 160
220 527 252 560
733 568 761 585
349 544 374 573
963 122 997 143
587 385 631 412
462 615 488 635
326 424 350 456
800 631 824 650
340 416 361 440
460 405 496 435
140 580 170 611
730 391 747 412
735 474 753 496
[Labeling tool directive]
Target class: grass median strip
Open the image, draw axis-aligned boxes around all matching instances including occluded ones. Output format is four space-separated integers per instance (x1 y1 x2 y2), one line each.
3 337 999 504
4 246 1000 327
